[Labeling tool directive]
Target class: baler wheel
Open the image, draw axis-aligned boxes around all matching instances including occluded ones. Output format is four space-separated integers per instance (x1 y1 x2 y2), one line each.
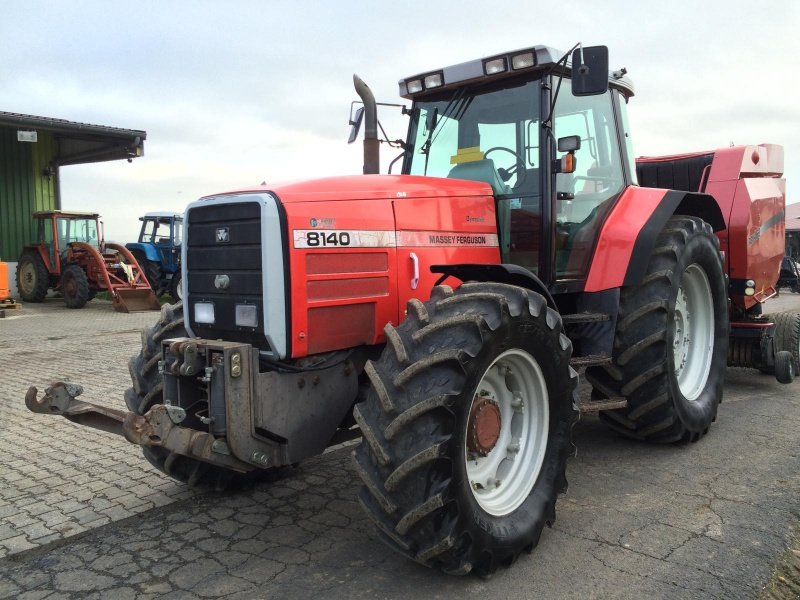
586 216 728 443
61 264 90 309
16 250 49 302
124 302 282 490
772 311 800 374
774 351 795 384
354 282 577 576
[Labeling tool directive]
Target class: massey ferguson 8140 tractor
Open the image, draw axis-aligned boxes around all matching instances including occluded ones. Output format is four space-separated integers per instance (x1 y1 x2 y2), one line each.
26 45 796 576
16 210 160 312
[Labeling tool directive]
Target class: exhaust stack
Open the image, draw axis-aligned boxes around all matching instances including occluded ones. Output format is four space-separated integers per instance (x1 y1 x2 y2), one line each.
353 74 380 175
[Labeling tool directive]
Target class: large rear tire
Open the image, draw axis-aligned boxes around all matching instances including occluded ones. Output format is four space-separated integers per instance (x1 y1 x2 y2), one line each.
16 250 49 302
354 282 577 576
124 302 277 490
61 264 90 309
131 250 162 292
587 216 729 443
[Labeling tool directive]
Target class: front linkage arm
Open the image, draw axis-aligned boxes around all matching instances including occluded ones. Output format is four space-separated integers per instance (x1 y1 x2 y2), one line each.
25 382 254 473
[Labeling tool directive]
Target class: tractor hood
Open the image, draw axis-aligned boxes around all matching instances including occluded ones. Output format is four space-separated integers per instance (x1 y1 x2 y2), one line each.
204 174 493 204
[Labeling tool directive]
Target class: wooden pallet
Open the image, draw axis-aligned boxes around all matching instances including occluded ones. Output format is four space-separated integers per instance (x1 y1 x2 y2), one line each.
0 299 22 309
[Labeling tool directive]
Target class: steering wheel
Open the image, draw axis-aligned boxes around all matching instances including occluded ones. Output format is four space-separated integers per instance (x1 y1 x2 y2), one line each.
484 147 527 186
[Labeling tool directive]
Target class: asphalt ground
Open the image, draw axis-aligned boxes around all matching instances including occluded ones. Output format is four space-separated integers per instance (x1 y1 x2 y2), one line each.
1 293 799 599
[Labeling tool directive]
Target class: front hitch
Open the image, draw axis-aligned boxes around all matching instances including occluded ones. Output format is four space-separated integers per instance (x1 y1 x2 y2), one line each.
25 382 254 473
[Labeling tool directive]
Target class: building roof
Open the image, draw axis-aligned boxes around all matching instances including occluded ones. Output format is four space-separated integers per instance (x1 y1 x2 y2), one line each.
0 111 146 166
787 202 800 231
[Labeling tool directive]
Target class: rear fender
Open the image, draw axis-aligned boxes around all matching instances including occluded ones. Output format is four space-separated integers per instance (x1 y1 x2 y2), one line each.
22 244 57 274
125 242 160 262
585 188 725 292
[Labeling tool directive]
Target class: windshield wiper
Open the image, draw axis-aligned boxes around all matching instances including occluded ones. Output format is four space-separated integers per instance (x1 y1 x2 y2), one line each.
420 87 469 175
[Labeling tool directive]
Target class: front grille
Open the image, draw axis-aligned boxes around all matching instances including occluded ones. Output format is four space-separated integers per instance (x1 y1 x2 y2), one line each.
186 201 268 348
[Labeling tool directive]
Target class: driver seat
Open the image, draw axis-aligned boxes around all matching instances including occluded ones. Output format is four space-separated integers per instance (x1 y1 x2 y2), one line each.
447 158 511 196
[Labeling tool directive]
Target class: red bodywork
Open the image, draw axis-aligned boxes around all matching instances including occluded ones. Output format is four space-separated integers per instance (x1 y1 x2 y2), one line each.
270 175 499 357
224 143 784 358
635 144 785 310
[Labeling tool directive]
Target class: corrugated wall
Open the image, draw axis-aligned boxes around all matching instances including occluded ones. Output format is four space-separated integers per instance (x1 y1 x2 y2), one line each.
0 128 57 261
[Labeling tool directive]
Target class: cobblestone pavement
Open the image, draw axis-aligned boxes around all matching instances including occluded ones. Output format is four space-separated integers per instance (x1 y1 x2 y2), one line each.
0 299 196 558
1 295 799 599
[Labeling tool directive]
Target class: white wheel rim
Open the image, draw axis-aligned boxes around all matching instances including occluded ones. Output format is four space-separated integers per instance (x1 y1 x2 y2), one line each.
672 264 714 401
464 349 549 516
20 262 36 294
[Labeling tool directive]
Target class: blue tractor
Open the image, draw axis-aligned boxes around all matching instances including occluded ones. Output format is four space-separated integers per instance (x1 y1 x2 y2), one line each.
126 212 183 303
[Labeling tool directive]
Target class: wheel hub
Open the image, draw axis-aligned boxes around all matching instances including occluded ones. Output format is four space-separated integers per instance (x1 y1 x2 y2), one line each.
464 349 550 516
467 396 502 456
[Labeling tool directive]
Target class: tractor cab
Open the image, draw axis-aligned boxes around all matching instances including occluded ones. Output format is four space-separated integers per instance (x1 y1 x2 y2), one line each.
397 45 636 287
34 210 101 270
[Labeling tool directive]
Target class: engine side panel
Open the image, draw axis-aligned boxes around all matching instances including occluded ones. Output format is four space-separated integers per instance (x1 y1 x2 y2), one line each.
285 199 398 357
393 194 500 315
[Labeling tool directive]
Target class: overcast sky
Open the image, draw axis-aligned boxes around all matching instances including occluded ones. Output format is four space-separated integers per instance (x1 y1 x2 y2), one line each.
2 0 798 242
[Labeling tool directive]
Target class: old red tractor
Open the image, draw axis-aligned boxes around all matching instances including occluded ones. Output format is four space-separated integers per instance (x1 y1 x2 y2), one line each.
16 210 160 312
26 44 796 576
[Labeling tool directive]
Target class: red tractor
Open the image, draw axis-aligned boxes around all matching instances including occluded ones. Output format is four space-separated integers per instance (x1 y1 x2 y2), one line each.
16 210 160 312
27 44 796 576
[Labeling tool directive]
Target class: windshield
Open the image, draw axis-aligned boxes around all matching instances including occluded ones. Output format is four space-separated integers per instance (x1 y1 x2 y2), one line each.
57 217 99 248
405 78 541 197
402 73 626 282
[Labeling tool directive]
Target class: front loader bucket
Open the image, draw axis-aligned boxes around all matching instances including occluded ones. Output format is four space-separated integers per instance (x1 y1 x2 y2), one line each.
113 288 161 313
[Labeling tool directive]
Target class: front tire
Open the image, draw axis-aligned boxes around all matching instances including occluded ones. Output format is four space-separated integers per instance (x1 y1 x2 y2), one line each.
587 216 729 443
61 264 89 309
354 282 577 576
169 272 183 304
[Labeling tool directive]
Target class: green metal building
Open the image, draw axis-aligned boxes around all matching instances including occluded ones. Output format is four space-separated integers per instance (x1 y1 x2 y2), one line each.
0 112 146 262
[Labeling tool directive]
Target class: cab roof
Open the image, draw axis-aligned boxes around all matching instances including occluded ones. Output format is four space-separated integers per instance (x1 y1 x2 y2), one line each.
399 44 634 100
33 210 99 219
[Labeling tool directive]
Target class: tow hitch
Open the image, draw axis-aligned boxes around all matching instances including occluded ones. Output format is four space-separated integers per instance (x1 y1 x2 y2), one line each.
25 382 254 473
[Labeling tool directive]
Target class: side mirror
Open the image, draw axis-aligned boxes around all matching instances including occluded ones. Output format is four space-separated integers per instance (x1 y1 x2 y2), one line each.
347 106 364 144
571 45 609 96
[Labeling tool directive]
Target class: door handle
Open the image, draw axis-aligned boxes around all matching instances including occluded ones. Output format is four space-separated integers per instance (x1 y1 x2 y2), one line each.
409 252 419 290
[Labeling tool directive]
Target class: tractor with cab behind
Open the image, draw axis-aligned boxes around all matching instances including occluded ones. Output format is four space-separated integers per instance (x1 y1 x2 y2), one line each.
25 44 798 576
16 210 161 312
126 212 184 303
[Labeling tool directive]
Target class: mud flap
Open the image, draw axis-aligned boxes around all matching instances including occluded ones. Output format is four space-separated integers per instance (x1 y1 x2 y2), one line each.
114 288 161 312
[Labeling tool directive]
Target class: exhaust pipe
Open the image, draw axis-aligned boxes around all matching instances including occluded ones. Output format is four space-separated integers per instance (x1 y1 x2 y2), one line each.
353 74 380 175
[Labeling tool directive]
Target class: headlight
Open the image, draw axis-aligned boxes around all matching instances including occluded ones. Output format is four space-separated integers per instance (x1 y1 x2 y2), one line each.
484 57 507 75
424 72 443 89
406 79 423 94
511 52 536 70
235 304 258 328
194 302 215 324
